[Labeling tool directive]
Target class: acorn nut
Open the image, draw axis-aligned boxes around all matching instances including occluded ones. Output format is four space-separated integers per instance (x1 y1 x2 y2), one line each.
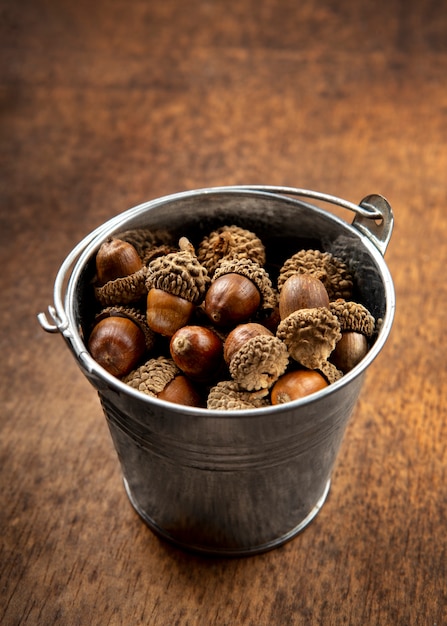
146 288 196 337
331 332 368 373
204 273 261 327
223 323 273 364
123 355 203 406
88 316 147 378
94 237 149 306
224 323 289 391
279 273 330 320
157 375 204 407
278 249 353 300
328 299 375 373
271 370 328 404
146 237 210 336
96 237 143 285
204 257 276 327
170 325 224 382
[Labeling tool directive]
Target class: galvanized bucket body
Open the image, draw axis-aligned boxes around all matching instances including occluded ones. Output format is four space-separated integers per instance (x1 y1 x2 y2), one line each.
39 186 395 556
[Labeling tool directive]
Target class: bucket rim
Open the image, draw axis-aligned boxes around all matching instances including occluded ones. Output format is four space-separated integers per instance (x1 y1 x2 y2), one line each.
50 186 396 418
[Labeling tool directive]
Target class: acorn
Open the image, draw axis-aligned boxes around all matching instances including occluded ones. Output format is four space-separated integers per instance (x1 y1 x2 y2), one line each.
270 369 328 404
157 375 204 407
204 273 261 327
278 273 330 320
170 325 224 382
123 356 203 407
145 237 210 336
224 322 289 391
329 299 375 373
330 332 368 373
94 237 149 306
278 249 354 301
223 323 273 364
95 237 143 285
276 307 341 369
204 257 276 328
146 288 196 337
88 316 147 378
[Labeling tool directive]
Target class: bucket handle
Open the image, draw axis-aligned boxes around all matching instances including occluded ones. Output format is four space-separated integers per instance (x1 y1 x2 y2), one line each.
236 186 393 256
37 186 393 340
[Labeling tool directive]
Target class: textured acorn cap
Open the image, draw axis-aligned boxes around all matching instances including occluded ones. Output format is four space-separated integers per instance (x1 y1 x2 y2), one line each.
329 299 376 337
278 249 353 301
317 360 344 384
197 225 266 276
116 228 174 263
94 266 148 306
145 237 210 304
212 257 277 314
228 334 289 391
94 306 156 350
123 356 180 396
207 380 270 411
276 307 342 369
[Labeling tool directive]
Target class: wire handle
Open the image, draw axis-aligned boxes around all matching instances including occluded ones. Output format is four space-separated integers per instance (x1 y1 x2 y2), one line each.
238 186 393 255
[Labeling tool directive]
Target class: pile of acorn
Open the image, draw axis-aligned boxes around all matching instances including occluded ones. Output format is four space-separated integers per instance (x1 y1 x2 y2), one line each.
86 224 376 410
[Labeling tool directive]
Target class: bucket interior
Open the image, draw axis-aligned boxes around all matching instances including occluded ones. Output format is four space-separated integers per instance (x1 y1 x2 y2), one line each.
71 189 391 350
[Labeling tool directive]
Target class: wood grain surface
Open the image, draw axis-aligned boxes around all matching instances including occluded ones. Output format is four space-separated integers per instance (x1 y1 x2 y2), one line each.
1 0 447 624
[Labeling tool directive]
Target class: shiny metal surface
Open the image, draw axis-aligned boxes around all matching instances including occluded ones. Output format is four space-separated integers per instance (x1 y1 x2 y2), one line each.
38 186 395 555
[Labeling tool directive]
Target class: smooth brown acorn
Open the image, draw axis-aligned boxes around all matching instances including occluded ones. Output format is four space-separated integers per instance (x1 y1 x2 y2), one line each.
95 237 143 285
279 273 330 320
330 331 368 373
157 374 204 407
146 288 195 337
270 369 328 404
88 316 146 378
204 273 261 327
170 325 224 382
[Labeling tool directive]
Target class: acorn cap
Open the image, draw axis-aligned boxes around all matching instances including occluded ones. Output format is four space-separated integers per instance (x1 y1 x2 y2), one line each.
142 243 177 266
145 237 210 304
197 225 266 276
278 249 354 301
329 299 376 337
116 227 174 263
212 257 277 314
94 306 156 350
229 334 289 391
123 356 180 396
276 307 342 369
94 266 148 306
207 380 270 411
317 360 344 384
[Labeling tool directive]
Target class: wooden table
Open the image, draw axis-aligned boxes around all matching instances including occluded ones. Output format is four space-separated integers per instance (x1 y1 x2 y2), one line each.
2 1 446 624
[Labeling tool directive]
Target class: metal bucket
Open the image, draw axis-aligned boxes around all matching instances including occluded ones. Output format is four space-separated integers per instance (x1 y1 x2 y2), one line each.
38 186 395 556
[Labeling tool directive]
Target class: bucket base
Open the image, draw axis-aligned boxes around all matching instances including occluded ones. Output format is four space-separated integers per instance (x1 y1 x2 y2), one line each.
123 478 331 557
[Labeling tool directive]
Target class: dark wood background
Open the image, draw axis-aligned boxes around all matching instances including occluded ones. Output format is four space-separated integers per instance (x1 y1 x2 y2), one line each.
2 0 446 624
